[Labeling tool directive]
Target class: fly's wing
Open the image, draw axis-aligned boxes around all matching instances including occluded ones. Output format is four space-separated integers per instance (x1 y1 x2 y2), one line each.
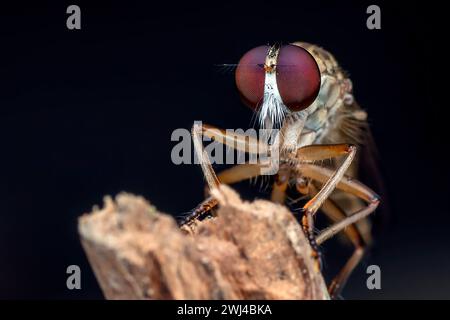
321 100 390 245
357 120 391 238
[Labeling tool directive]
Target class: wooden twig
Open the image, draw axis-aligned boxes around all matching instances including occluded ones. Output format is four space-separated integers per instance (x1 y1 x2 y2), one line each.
78 185 329 299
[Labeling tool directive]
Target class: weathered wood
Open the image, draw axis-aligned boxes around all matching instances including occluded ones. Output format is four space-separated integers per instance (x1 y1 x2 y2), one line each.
78 185 329 300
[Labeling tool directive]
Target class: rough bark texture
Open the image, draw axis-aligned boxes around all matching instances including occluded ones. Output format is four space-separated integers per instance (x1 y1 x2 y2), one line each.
78 185 329 300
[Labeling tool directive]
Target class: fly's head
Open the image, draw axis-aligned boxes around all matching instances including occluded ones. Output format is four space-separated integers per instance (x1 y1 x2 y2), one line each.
235 43 321 129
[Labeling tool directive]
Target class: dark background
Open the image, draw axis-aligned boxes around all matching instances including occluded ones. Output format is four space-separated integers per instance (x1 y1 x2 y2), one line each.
0 1 447 299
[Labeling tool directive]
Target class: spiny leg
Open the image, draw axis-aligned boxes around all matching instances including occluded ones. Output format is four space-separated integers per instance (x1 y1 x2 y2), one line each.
316 201 378 245
301 164 380 297
199 123 271 198
301 163 379 204
201 123 270 155
182 163 265 226
294 144 356 269
203 162 267 197
300 162 380 243
192 122 220 191
295 180 323 271
181 123 268 226
179 196 218 227
217 163 266 184
298 144 357 216
309 183 367 299
180 123 223 226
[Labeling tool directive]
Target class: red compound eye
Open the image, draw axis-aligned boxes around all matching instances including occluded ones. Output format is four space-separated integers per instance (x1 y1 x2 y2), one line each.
234 45 268 110
235 44 321 112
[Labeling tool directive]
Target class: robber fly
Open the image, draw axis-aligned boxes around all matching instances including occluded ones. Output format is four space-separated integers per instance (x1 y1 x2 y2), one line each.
179 42 383 299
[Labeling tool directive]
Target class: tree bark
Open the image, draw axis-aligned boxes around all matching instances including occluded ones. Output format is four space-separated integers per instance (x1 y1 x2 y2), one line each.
78 185 329 300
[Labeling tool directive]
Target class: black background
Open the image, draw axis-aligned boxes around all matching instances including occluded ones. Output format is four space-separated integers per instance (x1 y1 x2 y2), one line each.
0 1 447 299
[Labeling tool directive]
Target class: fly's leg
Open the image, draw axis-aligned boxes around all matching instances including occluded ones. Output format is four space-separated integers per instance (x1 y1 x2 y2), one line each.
195 122 271 190
181 163 265 226
179 196 218 227
200 123 271 198
301 163 380 298
316 200 379 245
201 123 270 155
203 161 267 198
202 122 278 199
301 163 379 204
178 123 220 226
179 123 268 226
192 122 220 192
294 144 357 270
217 163 266 184
308 183 367 299
271 169 290 204
295 180 323 271
318 199 366 299
297 144 357 216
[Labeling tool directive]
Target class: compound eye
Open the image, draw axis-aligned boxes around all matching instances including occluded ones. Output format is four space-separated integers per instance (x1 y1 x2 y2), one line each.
235 45 268 110
235 44 321 112
276 44 321 111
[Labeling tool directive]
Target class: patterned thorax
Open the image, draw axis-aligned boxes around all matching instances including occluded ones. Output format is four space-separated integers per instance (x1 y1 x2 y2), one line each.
293 42 355 145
